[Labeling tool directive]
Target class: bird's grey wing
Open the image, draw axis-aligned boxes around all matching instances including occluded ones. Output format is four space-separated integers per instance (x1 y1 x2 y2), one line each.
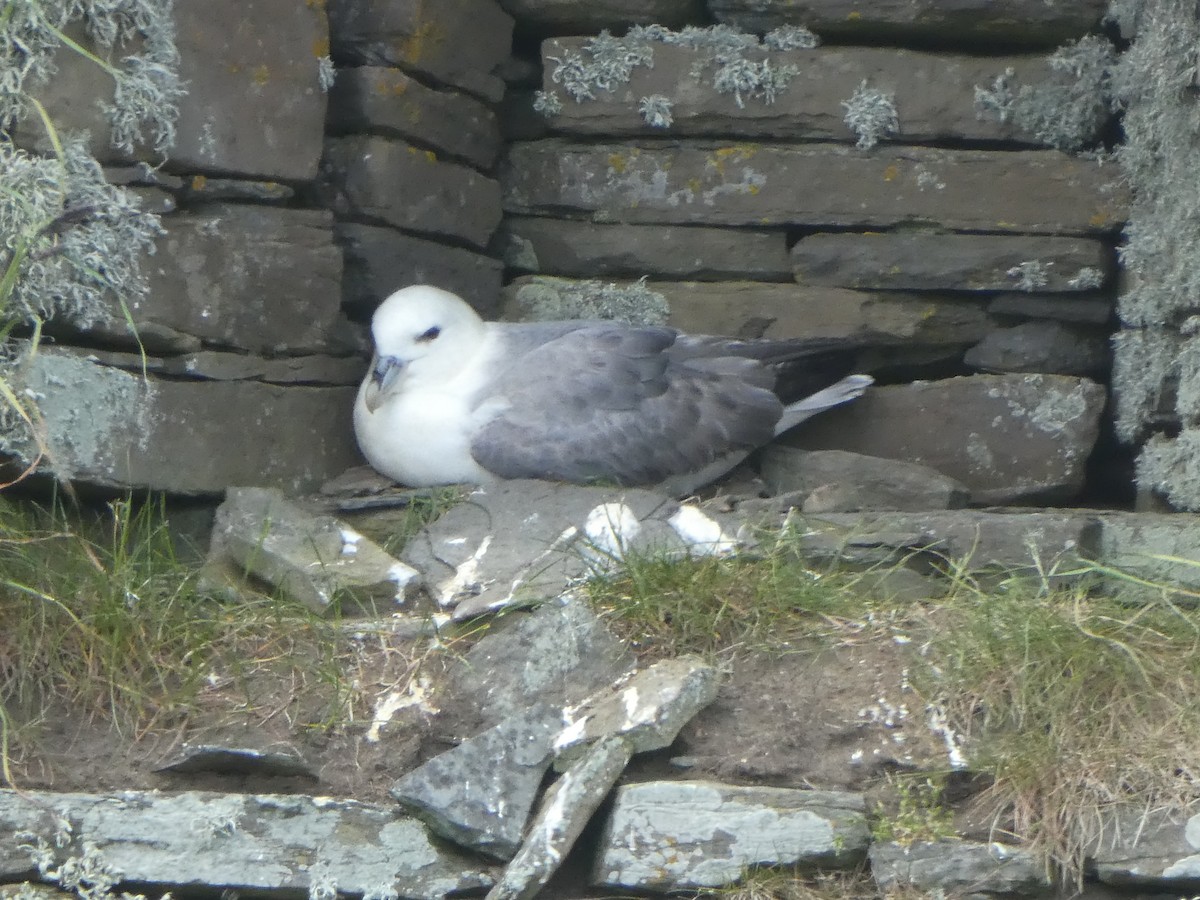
470 324 784 485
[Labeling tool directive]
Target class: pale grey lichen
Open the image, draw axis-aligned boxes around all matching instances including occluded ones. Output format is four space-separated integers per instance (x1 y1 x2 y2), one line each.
1111 328 1180 443
0 0 185 155
1135 430 1200 509
545 23 814 117
317 55 336 92
532 89 563 117
763 24 820 51
0 134 164 329
975 35 1116 151
638 94 674 128
1006 260 1052 292
512 277 670 326
841 80 898 150
1067 266 1105 289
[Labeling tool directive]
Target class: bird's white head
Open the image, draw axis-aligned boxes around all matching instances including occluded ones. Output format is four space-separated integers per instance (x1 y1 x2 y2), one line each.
361 285 487 413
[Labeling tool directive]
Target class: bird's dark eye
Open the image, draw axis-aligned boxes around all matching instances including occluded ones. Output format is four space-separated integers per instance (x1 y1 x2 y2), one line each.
417 326 441 342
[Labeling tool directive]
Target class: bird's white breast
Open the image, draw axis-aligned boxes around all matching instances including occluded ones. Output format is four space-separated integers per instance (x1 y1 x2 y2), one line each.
353 333 504 487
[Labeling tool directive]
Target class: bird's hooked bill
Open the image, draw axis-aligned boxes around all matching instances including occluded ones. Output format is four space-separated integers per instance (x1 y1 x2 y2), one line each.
363 354 403 413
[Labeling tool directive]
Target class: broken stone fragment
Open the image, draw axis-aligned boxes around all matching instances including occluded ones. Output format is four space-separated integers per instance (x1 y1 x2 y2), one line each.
153 744 317 780
0 789 497 897
869 840 1050 896
389 704 563 862
486 735 634 900
553 656 720 769
759 448 970 511
207 487 420 614
1090 806 1200 886
592 781 870 891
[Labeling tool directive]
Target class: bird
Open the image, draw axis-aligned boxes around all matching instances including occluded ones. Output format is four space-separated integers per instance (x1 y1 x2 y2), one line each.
353 284 873 496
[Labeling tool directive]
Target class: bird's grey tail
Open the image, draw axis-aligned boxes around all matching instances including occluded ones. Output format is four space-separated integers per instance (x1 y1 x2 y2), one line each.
774 374 874 436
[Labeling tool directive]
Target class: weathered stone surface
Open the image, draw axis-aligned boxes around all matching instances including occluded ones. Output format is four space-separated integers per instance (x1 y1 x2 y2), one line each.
327 0 513 102
154 745 317 779
709 0 1109 49
792 233 1112 291
180 176 296 203
323 136 502 249
796 509 1101 571
554 657 720 768
787 375 1107 504
964 322 1110 375
18 3 329 178
487 736 634 900
540 41 1098 146
327 67 501 170
1094 512 1200 593
501 218 791 280
593 781 870 891
437 596 637 738
400 480 738 620
760 448 970 511
0 789 496 897
870 840 1050 895
1091 808 1200 886
505 277 993 345
989 293 1114 324
391 704 562 861
503 140 1127 234
337 223 503 317
71 349 366 385
208 487 420 614
501 0 704 34
98 205 347 356
9 350 361 494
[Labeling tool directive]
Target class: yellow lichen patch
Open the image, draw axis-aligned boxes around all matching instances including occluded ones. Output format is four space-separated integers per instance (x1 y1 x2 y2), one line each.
687 177 702 194
748 183 760 195
882 163 900 181
399 21 445 65
1090 208 1118 228
425 149 437 163
848 10 862 19
191 175 207 191
252 64 270 86
312 37 330 58
709 144 760 176
608 153 628 174
305 0 326 9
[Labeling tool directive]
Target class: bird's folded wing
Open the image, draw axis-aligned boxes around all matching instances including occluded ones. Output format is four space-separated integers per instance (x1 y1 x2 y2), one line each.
469 324 783 486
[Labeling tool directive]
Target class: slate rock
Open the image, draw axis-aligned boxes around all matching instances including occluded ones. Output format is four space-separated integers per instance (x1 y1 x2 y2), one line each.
964 322 1111 376
989 293 1115 324
792 233 1112 292
709 0 1109 49
96 205 347 356
399 480 737 620
796 509 1101 573
154 745 317 780
17 2 329 179
7 350 361 494
391 704 563 861
337 223 503 318
501 218 791 281
593 781 870 891
553 656 720 768
788 375 1107 504
540 41 1101 146
504 277 992 346
323 136 502 250
1091 808 1200 886
328 0 513 102
502 140 1128 234
760 448 970 511
208 487 420 615
501 0 705 35
179 177 296 203
327 67 502 171
0 789 496 897
1094 512 1200 594
68 349 365 386
436 595 636 738
486 736 634 900
870 840 1050 895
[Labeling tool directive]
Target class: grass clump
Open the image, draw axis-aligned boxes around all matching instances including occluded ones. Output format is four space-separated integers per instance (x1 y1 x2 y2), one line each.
871 774 956 845
0 494 391 781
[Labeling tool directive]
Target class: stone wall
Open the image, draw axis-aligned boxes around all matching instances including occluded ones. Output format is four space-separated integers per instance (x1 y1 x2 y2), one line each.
0 0 1149 507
